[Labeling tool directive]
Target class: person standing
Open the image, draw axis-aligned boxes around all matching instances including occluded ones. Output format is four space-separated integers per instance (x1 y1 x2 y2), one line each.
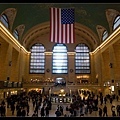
34 104 39 116
11 104 15 115
0 104 1 116
55 109 61 117
98 107 102 117
41 106 45 117
100 96 103 105
1 104 6 117
110 97 113 104
65 106 69 117
104 96 107 104
26 103 30 116
45 105 49 117
60 106 63 115
103 105 108 117
111 105 116 117
116 105 120 116
16 107 22 117
116 95 119 101
21 107 26 117
32 111 38 117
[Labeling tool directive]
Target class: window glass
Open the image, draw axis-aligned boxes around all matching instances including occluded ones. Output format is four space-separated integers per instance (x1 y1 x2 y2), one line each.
13 29 19 40
52 44 68 74
113 16 120 30
75 43 90 74
30 43 45 73
0 14 9 28
102 30 108 41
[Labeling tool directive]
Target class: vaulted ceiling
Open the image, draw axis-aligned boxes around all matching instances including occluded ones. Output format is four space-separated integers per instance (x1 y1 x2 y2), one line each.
0 3 120 51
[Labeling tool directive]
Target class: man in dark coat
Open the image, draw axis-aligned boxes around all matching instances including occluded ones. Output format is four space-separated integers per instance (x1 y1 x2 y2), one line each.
98 107 102 117
55 109 61 117
21 107 26 117
16 107 22 117
41 106 45 117
103 105 108 117
45 105 49 117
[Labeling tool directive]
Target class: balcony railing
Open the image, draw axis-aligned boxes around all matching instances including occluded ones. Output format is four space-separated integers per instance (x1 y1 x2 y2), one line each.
23 81 100 87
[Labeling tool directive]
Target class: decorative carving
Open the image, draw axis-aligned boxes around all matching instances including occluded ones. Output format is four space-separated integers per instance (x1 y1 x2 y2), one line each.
15 24 25 41
3 8 17 30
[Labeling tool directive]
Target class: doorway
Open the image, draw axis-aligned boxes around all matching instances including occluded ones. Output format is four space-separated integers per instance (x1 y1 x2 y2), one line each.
54 77 66 86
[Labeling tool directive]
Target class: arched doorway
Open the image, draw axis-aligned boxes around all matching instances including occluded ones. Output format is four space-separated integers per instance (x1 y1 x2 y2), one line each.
54 77 66 86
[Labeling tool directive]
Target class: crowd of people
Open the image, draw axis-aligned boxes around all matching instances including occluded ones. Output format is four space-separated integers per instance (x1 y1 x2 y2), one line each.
0 89 120 117
0 90 52 117
54 90 120 117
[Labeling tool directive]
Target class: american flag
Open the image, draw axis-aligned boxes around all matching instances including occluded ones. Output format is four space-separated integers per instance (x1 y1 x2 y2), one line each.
50 7 75 44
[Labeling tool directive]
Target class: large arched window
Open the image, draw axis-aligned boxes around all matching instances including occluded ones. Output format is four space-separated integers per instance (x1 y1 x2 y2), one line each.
30 43 45 74
102 30 108 41
0 14 9 28
75 43 90 73
13 29 19 40
113 16 120 30
52 44 68 74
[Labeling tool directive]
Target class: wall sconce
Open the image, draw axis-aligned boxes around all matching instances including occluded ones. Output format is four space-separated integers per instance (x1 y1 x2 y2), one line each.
109 63 113 68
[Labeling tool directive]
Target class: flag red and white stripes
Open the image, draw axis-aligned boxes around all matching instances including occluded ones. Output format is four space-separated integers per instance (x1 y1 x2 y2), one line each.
50 7 75 44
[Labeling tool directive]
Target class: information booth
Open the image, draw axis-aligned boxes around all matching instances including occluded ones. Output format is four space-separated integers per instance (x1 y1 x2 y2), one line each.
51 97 72 103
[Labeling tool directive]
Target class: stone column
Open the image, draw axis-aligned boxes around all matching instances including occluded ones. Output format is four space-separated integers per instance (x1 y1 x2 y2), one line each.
6 44 13 81
68 52 75 84
109 46 116 94
45 52 52 81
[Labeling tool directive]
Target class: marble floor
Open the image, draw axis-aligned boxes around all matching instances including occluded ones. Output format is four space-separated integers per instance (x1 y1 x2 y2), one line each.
3 98 120 117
